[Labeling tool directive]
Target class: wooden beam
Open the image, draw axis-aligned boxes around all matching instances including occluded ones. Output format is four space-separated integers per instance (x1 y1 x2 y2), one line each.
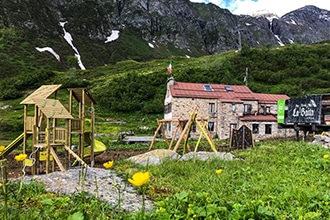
46 118 51 174
173 105 198 152
23 105 27 154
149 121 162 150
168 124 180 150
195 119 217 152
184 112 197 153
90 103 95 167
50 147 65 171
160 126 170 147
64 145 89 168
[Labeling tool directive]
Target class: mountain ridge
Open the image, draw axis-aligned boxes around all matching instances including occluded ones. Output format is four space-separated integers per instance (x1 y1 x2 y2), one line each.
1 1 330 70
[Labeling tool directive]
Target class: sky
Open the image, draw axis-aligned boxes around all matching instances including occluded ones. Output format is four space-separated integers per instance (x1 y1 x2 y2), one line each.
189 0 330 17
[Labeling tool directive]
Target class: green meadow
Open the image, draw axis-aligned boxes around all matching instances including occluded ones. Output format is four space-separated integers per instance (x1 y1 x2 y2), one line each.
1 140 330 219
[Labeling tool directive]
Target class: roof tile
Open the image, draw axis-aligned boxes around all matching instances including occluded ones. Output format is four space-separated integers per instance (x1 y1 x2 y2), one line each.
170 81 289 103
240 114 277 121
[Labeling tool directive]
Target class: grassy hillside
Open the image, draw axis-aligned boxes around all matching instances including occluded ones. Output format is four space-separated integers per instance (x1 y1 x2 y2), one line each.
1 42 330 140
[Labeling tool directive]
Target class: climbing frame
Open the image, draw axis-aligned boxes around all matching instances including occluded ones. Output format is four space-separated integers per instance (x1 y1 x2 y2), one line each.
11 84 99 175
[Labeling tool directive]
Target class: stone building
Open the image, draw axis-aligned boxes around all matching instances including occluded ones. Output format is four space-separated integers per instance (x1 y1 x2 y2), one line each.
164 77 292 140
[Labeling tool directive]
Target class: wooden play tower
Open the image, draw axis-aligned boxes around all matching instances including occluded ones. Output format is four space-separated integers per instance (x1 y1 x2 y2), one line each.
18 84 97 174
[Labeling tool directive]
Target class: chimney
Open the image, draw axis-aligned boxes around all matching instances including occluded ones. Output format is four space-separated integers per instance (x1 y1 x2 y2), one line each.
167 76 175 87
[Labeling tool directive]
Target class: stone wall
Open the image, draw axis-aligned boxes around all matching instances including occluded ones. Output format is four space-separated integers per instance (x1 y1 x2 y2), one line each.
165 96 295 141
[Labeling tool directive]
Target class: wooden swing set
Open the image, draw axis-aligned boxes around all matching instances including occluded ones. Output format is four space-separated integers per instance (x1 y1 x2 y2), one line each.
149 105 217 153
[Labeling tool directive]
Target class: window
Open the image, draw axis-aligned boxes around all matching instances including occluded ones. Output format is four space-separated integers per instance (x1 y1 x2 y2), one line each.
232 104 236 113
208 121 215 132
265 124 272 134
225 86 234 92
164 103 172 114
243 104 252 114
204 85 213 91
209 103 216 113
252 124 259 134
263 106 270 115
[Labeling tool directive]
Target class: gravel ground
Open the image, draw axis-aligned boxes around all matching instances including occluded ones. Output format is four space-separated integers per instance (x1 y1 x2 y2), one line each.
21 167 154 213
16 150 236 214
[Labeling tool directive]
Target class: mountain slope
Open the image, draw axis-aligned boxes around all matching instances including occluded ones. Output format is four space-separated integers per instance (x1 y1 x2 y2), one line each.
1 1 330 73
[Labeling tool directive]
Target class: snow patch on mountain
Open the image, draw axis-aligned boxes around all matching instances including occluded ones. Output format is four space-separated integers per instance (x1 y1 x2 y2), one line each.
36 47 60 61
105 30 120 43
274 35 284 46
60 21 86 70
148 42 155 48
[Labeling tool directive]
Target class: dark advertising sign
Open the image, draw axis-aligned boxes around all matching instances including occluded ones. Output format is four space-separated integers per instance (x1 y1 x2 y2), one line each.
286 95 322 124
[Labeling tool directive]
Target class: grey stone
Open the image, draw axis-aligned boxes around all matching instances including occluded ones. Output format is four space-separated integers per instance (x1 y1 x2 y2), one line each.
127 149 180 166
179 151 235 161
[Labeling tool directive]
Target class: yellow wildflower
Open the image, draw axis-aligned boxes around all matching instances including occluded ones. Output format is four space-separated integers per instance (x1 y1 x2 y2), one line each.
14 153 27 162
323 154 329 159
216 169 223 174
0 145 5 152
128 171 150 187
0 182 3 187
103 160 114 169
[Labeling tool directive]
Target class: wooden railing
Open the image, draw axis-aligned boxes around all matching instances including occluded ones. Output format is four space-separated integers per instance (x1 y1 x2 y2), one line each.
71 119 81 131
54 128 67 143
26 116 34 133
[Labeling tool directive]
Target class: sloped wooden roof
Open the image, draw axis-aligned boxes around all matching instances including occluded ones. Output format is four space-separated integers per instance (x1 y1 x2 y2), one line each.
68 88 96 105
33 99 73 119
20 85 62 105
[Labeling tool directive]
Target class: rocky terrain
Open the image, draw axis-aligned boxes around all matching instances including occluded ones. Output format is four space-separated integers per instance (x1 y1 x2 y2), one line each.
1 1 330 67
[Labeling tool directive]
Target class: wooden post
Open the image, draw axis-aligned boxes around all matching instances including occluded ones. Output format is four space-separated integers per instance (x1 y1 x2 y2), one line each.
65 119 70 170
46 118 51 174
160 125 170 147
68 89 73 165
194 121 207 152
23 105 27 154
90 102 95 167
51 118 55 172
201 118 216 147
32 105 39 175
183 112 196 153
168 123 180 150
149 121 162 150
173 105 198 152
195 119 217 152
80 89 85 161
0 159 8 220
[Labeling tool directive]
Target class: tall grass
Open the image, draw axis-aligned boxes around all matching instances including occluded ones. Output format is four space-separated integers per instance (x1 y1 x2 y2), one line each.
146 141 330 219
1 140 330 219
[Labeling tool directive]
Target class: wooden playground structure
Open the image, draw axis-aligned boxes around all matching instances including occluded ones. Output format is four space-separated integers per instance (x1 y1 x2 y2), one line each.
149 105 217 153
149 105 255 152
0 84 106 174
